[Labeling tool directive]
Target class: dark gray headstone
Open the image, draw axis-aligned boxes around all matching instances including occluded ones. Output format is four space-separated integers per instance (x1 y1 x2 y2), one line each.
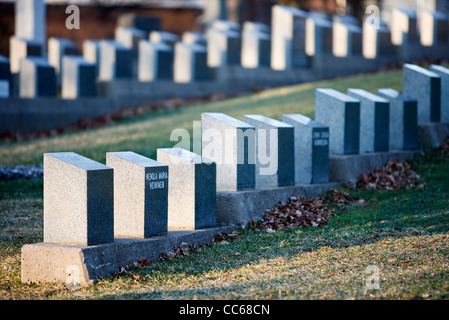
347 88 390 153
243 115 295 187
174 42 208 82
282 114 329 184
377 88 418 150
43 152 114 246
19 57 56 98
157 148 216 230
98 40 133 81
106 151 168 238
315 88 360 155
138 40 174 81
201 112 256 191
61 55 96 99
403 64 441 123
429 65 449 123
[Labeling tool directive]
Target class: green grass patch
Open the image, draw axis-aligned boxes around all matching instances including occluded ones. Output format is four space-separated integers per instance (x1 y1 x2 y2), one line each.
0 69 403 167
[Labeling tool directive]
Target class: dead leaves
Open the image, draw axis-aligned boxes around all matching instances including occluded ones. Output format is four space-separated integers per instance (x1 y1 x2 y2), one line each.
356 160 424 191
259 194 334 232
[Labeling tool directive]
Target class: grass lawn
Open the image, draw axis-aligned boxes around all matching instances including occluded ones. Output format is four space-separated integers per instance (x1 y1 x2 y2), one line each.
0 68 402 166
0 68 448 300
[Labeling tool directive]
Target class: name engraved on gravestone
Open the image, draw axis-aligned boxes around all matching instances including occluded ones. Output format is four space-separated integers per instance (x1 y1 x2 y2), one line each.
146 171 168 189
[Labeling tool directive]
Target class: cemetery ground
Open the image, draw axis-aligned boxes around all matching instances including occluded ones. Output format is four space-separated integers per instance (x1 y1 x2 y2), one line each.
1 67 449 300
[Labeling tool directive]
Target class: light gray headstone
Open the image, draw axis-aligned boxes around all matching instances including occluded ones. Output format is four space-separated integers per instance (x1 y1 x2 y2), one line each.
363 18 394 59
282 114 329 184
43 152 114 246
206 28 241 67
403 64 441 123
48 37 78 74
315 88 360 155
15 0 46 54
98 40 133 81
201 112 256 191
430 65 449 122
9 36 42 74
391 7 419 45
241 22 271 68
82 39 100 77
19 57 56 98
115 26 147 50
174 42 208 83
61 55 96 99
271 5 308 70
243 115 295 187
377 88 418 150
106 151 168 238
182 31 207 46
138 40 174 81
211 19 241 32
305 16 333 56
149 31 180 47
420 10 449 46
347 88 390 153
333 20 363 57
157 148 216 230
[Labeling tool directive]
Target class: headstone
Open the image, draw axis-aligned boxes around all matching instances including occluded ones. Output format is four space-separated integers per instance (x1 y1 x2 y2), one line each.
9 36 42 74
61 55 96 99
157 148 216 230
115 26 147 51
174 42 208 83
48 37 79 75
182 31 207 46
241 22 271 68
206 27 241 67
305 16 333 56
201 112 256 191
282 114 329 184
19 57 56 98
117 13 160 34
243 115 295 187
420 11 449 46
106 151 168 238
98 40 133 81
403 64 441 122
363 18 394 59
15 0 46 54
149 31 180 47
82 39 100 77
333 20 363 57
0 80 9 98
211 19 241 32
43 152 114 246
391 7 419 45
377 88 418 150
347 88 390 153
333 14 361 26
138 40 174 82
315 88 360 155
429 65 449 123
271 5 308 70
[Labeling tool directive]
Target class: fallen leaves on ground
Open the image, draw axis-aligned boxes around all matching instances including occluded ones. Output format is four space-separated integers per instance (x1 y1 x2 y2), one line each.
258 194 334 232
356 160 423 191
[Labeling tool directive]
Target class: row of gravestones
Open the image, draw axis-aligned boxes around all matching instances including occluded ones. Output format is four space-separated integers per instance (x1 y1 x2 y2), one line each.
41 63 449 247
1 4 449 100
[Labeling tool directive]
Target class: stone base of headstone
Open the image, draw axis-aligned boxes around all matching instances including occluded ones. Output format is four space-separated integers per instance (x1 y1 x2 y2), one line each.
418 122 449 148
328 150 420 185
216 182 339 226
21 225 235 286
